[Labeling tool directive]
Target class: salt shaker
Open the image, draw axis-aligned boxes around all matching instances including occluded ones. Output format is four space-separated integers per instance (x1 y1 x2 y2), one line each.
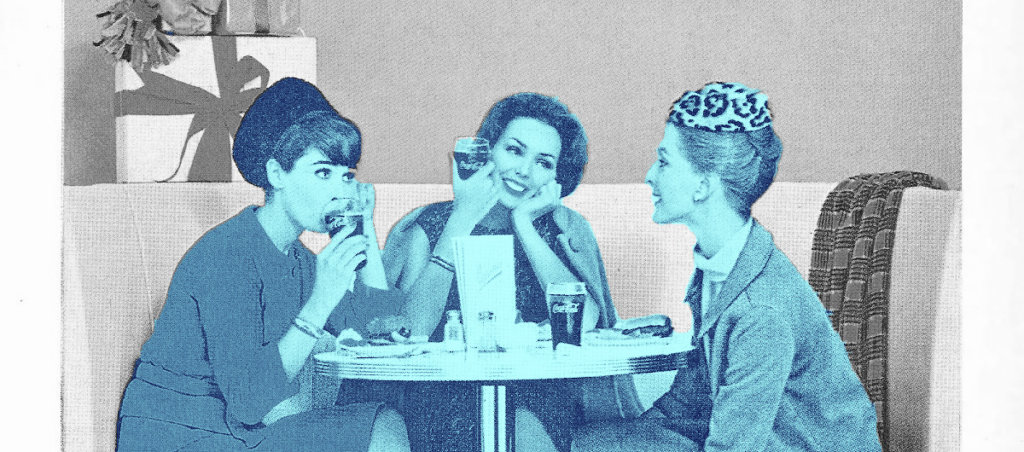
444 310 466 352
477 310 499 353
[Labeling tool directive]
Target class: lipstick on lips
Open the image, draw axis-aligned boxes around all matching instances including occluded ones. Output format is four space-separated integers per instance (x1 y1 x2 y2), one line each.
502 177 528 195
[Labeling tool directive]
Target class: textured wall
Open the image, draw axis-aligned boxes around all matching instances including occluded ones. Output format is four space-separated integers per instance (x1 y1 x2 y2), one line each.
65 1 961 188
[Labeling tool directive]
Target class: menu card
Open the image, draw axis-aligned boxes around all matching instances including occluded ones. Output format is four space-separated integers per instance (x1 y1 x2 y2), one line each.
453 235 516 350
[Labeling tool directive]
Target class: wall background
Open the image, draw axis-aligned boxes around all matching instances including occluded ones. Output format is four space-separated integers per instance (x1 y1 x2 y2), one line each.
64 1 961 188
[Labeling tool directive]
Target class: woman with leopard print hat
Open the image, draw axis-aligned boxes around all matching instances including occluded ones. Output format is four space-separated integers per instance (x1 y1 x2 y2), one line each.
573 83 881 451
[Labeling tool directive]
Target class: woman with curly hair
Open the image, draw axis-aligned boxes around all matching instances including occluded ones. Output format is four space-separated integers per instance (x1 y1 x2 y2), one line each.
384 93 641 452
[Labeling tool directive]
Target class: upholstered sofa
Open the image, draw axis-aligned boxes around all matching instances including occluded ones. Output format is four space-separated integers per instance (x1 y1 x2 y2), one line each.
62 182 960 451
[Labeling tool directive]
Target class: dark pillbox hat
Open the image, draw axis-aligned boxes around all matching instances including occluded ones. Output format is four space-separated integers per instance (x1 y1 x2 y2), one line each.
233 77 339 188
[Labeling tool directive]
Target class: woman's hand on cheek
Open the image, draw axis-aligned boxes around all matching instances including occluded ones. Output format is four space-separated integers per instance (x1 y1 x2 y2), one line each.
513 180 562 225
359 182 375 219
359 182 378 241
450 160 500 229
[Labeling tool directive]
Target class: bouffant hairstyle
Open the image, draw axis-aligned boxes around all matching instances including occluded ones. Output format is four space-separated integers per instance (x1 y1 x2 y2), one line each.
475 92 588 197
233 77 360 195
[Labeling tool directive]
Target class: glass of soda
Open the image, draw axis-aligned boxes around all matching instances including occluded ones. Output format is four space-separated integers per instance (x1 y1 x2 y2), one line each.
546 282 586 349
323 189 368 270
453 137 490 180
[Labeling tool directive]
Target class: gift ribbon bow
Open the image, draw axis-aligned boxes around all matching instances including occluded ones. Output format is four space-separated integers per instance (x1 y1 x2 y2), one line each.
116 38 270 181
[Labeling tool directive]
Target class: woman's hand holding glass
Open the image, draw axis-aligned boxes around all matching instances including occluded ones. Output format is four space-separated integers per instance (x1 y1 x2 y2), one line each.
354 182 377 268
352 181 391 289
313 222 368 305
448 159 500 234
280 224 366 382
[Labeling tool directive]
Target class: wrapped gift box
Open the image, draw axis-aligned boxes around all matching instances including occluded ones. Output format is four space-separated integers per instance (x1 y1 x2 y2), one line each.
215 0 302 35
115 35 316 182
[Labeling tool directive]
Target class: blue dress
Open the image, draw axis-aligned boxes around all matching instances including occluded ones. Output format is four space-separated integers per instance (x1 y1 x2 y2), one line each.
116 206 406 451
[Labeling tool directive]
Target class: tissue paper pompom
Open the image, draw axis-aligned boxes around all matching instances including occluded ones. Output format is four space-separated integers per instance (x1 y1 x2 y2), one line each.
95 0 179 71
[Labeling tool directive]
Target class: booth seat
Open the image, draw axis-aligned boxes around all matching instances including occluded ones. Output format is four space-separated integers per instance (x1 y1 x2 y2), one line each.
62 182 960 451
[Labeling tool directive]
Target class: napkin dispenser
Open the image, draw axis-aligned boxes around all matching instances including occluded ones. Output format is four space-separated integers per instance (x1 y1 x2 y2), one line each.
453 235 516 350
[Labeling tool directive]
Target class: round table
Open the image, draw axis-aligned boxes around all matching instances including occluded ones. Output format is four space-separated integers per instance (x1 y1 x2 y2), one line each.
315 334 691 452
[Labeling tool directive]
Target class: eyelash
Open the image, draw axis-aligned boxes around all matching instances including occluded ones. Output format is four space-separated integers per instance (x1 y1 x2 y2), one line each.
658 158 668 168
315 169 355 181
506 145 554 170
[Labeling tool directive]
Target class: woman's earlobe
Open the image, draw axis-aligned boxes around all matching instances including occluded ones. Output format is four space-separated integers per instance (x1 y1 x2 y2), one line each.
695 174 721 203
693 177 711 202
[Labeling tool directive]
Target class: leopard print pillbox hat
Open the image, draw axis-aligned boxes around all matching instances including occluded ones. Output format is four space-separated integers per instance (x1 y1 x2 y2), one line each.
668 82 772 132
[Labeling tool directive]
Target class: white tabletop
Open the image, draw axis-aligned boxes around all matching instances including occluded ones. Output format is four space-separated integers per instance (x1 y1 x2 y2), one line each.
315 333 692 382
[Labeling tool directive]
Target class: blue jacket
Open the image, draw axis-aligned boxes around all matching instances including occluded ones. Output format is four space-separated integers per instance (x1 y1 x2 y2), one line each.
656 221 881 451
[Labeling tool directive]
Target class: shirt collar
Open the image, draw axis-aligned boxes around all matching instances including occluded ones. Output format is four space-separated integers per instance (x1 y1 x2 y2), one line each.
240 206 301 262
692 217 754 283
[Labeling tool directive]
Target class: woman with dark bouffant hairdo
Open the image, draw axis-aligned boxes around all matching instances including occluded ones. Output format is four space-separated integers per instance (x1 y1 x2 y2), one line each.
116 78 410 451
573 83 881 451
383 92 648 451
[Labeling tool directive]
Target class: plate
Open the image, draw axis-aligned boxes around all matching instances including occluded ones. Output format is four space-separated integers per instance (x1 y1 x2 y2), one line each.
334 343 429 358
582 329 690 349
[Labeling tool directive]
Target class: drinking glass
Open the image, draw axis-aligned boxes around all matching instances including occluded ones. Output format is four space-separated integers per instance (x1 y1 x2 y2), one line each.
323 185 370 270
546 282 586 349
453 137 490 180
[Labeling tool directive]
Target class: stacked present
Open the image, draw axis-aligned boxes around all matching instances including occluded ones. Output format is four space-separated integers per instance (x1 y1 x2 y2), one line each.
98 0 314 182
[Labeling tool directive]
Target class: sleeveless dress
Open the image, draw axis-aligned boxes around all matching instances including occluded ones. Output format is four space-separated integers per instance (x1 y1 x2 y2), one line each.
402 201 584 452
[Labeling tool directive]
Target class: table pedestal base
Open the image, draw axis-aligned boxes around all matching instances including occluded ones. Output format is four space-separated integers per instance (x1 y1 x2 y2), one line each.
481 384 513 452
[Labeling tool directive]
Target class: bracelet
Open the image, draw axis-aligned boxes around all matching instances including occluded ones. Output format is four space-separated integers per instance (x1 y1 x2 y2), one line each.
430 255 455 273
292 317 327 340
